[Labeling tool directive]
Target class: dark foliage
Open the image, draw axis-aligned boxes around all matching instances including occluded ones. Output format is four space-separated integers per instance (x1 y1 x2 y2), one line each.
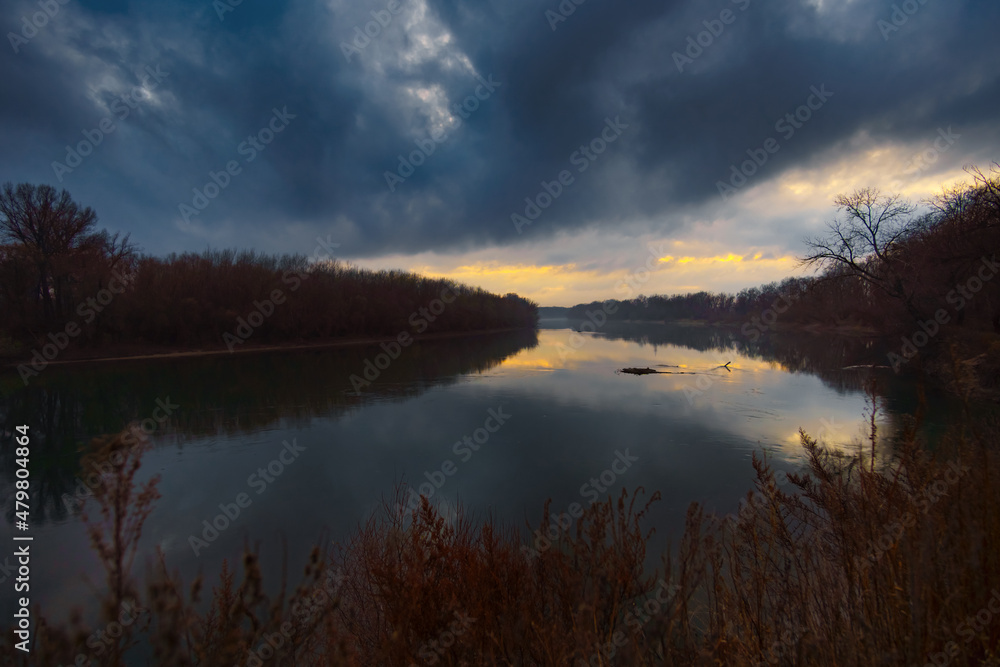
569 165 1000 339
0 183 538 354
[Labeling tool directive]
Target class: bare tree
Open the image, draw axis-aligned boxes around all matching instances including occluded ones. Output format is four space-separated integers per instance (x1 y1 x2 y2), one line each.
801 187 924 318
85 229 138 273
927 163 1000 229
0 182 99 320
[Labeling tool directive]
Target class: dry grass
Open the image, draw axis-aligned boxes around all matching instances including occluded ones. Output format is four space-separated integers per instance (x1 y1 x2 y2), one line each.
332 486 659 665
620 384 1000 666
3 389 998 666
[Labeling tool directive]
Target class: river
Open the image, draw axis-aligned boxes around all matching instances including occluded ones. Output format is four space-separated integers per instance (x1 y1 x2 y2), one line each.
0 320 968 625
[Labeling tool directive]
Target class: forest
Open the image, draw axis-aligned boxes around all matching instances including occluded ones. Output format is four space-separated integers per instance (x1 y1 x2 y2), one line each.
568 166 1000 349
0 183 538 365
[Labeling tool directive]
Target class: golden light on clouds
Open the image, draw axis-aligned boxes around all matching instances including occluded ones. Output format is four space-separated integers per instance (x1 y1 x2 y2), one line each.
344 126 980 308
354 244 802 306
410 261 603 303
671 253 745 265
773 132 972 203
654 247 800 286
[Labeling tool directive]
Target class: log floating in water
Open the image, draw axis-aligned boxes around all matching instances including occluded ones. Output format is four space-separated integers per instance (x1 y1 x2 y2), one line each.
617 364 726 375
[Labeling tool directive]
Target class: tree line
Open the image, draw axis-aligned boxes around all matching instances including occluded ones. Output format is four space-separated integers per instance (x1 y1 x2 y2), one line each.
568 164 1000 340
0 183 538 355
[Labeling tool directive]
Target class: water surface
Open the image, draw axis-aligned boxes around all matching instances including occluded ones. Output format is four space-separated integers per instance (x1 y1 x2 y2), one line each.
0 322 961 623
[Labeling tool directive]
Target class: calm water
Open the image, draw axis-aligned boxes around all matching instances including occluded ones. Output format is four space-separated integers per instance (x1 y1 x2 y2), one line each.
0 322 964 624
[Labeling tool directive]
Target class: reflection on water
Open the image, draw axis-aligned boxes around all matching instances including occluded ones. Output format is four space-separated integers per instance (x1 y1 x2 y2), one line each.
0 330 538 527
0 323 966 623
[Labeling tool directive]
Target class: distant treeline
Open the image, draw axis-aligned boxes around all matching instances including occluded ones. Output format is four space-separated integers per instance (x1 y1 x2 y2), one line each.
566 276 810 324
569 165 1000 340
0 183 538 354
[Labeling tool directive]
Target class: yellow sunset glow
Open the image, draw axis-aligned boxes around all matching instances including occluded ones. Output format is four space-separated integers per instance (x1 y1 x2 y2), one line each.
354 245 804 306
344 127 981 307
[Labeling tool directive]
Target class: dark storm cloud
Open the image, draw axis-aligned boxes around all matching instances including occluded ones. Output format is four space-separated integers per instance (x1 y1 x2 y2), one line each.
1 0 997 257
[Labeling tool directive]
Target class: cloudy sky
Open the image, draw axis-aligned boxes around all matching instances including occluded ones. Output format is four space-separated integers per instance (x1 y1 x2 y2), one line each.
2 0 998 305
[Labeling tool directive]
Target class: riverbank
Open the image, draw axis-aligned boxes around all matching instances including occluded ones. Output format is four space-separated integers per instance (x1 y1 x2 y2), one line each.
0 327 533 370
556 315 881 336
663 318 878 336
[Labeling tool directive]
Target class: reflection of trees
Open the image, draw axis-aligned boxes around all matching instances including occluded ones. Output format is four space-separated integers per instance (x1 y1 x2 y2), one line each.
0 329 538 528
560 320 975 447
561 321 888 393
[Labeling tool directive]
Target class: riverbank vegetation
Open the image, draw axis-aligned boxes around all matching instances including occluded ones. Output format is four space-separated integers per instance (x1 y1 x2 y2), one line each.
571 165 999 337
567 164 1000 397
5 388 997 665
0 182 538 361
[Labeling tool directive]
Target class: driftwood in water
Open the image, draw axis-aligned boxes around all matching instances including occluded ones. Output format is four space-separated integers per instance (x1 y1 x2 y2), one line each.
617 367 696 375
618 361 731 376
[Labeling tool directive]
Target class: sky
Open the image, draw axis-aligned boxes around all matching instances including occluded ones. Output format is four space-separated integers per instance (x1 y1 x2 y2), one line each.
1 0 998 306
